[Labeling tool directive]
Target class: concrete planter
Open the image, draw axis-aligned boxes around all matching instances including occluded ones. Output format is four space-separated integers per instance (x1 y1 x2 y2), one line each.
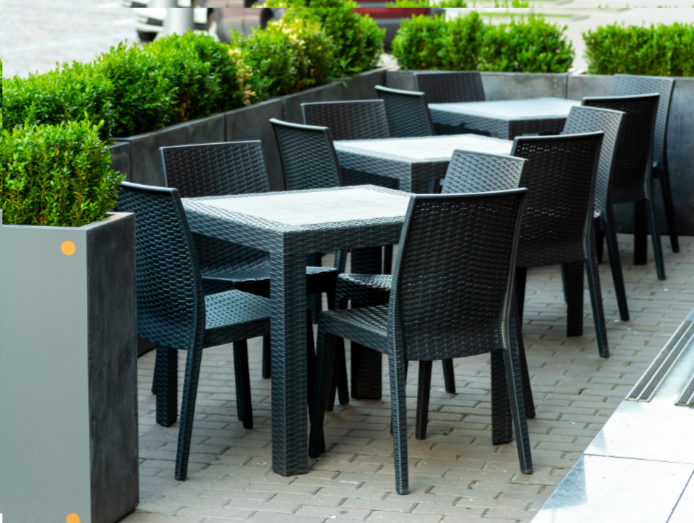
108 141 131 180
386 70 569 100
282 81 345 124
338 66 390 101
0 212 139 523
569 74 694 236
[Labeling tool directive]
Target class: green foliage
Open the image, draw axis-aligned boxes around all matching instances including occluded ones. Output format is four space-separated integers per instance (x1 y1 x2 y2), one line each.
232 17 337 100
392 13 485 70
392 11 573 73
584 22 694 77
387 0 468 7
0 120 125 227
482 15 574 73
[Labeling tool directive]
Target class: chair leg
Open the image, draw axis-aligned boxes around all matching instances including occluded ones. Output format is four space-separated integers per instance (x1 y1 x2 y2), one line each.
389 353 410 495
646 193 666 281
503 346 533 475
634 200 648 265
442 359 456 393
309 328 336 459
656 163 679 253
585 235 610 358
351 344 383 400
515 267 527 321
335 340 350 405
175 347 204 481
595 227 605 264
511 299 535 419
233 341 253 430
563 260 584 338
416 361 433 440
261 335 271 379
156 347 178 427
602 210 629 321
151 346 160 395
491 349 512 445
307 310 317 406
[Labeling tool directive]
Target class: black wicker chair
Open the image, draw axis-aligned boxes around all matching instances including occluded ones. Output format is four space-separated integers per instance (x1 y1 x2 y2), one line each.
117 181 271 481
413 71 486 104
612 75 678 253
301 100 390 141
309 190 533 495
375 85 435 138
562 106 627 320
582 94 665 281
159 141 339 380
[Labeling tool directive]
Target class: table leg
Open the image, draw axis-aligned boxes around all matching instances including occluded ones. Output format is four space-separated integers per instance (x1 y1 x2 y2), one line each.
270 250 308 476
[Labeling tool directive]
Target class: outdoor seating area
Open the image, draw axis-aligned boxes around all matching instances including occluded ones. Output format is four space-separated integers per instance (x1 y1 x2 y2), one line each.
3 5 694 523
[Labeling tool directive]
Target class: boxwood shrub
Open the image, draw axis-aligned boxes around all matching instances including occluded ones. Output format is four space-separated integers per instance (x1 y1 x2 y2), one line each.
392 12 574 73
0 120 125 227
584 22 694 77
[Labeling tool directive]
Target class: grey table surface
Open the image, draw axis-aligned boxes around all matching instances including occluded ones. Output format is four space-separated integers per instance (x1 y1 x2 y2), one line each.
429 97 581 140
335 134 513 194
182 185 412 477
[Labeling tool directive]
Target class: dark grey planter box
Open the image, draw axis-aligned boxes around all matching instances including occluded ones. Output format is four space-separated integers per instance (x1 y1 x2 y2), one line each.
109 140 131 180
116 112 226 187
569 74 694 236
282 81 345 124
338 66 390 101
386 70 569 100
0 212 139 523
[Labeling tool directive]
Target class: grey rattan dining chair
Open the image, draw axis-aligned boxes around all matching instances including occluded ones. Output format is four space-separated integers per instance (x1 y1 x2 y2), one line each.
160 141 340 380
512 132 609 358
301 100 390 141
117 181 271 481
562 106 627 320
413 71 486 104
375 85 435 138
582 94 665 281
309 190 534 495
612 75 678 253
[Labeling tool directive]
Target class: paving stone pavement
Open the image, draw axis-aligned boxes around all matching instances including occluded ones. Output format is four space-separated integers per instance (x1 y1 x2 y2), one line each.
123 233 694 523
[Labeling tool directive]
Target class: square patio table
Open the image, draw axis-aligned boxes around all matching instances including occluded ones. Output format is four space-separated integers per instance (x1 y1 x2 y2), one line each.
182 185 411 477
335 134 513 194
429 97 580 139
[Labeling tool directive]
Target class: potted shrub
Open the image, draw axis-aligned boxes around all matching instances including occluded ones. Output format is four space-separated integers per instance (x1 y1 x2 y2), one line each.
0 120 139 523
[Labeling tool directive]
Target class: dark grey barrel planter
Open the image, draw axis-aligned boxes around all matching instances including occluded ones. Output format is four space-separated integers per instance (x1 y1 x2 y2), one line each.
386 70 569 100
569 74 694 236
0 211 139 523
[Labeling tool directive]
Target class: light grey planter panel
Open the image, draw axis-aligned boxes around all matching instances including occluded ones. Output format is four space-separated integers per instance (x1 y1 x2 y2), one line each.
118 113 226 187
481 72 568 100
282 82 345 124
0 213 138 523
109 141 131 180
386 70 568 100
567 74 613 101
226 98 285 191
339 67 390 101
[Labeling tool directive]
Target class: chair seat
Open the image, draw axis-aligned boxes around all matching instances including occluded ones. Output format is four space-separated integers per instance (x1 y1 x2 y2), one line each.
320 305 389 353
204 263 337 284
203 290 271 349
337 273 392 307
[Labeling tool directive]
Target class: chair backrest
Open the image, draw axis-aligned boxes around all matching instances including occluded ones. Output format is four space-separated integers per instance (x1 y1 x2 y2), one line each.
160 141 270 197
562 106 624 218
511 132 604 268
611 74 674 168
270 118 343 191
413 71 485 104
582 94 659 205
160 141 270 276
389 189 527 361
117 182 204 352
375 85 435 138
442 150 526 194
301 100 390 141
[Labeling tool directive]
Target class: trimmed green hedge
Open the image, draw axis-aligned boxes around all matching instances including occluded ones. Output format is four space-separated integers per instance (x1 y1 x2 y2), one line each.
584 22 694 77
0 120 125 227
392 12 574 73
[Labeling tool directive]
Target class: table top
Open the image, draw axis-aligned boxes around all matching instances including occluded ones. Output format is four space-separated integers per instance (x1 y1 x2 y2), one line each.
429 97 580 121
335 134 513 164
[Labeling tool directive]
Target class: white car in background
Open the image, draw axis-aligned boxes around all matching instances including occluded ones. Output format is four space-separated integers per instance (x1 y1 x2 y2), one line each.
120 1 282 43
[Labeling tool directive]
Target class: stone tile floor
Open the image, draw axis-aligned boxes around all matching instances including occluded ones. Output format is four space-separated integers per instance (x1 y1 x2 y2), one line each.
122 233 694 523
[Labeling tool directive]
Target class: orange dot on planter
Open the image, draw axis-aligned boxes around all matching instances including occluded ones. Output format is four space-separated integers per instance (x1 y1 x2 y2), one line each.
66 514 80 523
61 241 76 256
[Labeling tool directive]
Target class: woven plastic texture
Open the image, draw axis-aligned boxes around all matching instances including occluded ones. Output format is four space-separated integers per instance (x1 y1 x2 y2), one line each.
271 119 342 191
562 106 624 218
413 71 485 104
375 85 435 138
302 100 390 141
611 75 674 168
443 151 526 194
